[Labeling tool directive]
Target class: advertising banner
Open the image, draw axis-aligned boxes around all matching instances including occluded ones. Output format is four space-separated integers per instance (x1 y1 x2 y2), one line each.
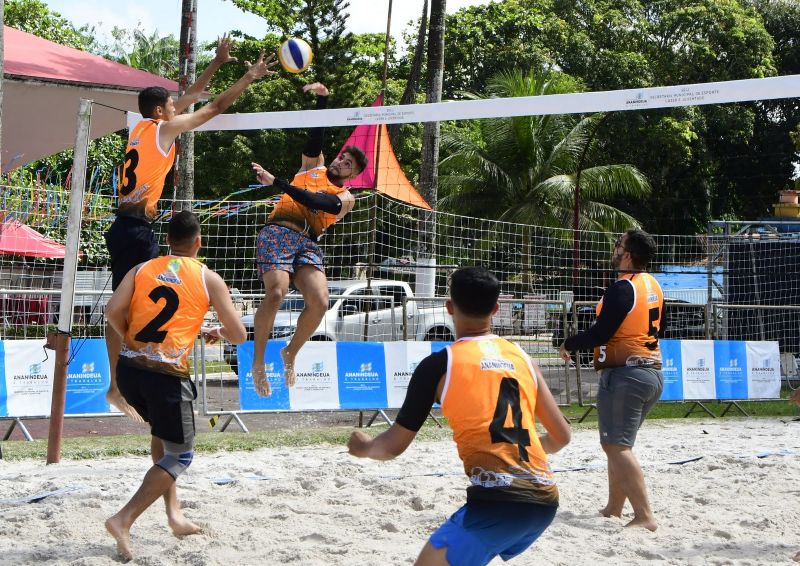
680 340 716 401
659 340 683 401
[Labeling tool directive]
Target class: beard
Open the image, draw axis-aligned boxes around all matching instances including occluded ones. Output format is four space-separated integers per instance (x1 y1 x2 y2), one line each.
326 167 346 184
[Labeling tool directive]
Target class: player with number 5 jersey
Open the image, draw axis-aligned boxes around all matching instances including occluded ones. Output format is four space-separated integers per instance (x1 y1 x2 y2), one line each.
347 267 571 566
559 229 664 532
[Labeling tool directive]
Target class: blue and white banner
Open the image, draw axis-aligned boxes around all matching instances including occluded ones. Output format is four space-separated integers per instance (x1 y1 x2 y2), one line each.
1 339 55 417
237 340 291 411
745 341 781 399
0 339 113 418
680 340 717 401
659 340 683 401
713 341 748 400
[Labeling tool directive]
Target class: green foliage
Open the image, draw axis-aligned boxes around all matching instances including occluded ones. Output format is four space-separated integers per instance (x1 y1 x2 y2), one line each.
107 28 181 79
439 70 650 232
4 0 97 51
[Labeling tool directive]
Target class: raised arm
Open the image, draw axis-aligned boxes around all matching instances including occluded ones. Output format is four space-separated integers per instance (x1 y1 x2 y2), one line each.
299 82 330 171
159 51 277 152
173 34 238 115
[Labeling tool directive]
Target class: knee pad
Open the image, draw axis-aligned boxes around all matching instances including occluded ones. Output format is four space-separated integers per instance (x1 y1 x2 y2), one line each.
157 439 194 479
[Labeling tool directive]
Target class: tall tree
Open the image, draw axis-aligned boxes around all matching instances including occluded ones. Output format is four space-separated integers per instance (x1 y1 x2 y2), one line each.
109 28 180 78
439 70 650 231
4 0 96 51
418 0 446 277
176 0 198 208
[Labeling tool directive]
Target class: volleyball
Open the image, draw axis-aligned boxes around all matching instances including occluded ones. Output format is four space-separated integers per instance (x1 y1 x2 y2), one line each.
278 38 313 74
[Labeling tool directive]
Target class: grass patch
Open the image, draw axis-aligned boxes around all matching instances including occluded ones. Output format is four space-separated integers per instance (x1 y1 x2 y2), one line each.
2 388 797 462
0 422 453 462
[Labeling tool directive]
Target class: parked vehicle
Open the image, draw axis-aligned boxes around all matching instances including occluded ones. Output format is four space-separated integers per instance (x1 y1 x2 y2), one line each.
551 297 711 364
223 279 454 374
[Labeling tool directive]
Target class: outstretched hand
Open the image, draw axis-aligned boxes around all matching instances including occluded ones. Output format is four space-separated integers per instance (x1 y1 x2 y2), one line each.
302 82 329 97
213 34 238 65
245 50 279 81
251 162 275 186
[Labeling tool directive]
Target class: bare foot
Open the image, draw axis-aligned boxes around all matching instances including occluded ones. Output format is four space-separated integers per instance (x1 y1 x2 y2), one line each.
793 550 800 562
251 364 271 397
106 389 144 423
625 515 658 532
280 348 296 387
599 506 622 518
169 515 204 537
105 516 133 562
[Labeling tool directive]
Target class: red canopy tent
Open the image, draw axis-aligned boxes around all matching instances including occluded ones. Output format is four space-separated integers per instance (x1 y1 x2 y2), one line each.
0 217 70 258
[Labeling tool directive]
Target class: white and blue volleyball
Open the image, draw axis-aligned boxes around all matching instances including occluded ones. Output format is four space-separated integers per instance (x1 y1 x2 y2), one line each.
278 38 313 74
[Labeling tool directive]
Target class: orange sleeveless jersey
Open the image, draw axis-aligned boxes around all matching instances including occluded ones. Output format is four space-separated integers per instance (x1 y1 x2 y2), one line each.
118 119 176 221
593 273 664 370
268 167 346 237
441 336 558 506
120 256 209 377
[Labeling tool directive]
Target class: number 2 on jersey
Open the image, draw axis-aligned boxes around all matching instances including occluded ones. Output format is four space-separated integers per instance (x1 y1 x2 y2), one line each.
489 377 531 461
134 286 179 343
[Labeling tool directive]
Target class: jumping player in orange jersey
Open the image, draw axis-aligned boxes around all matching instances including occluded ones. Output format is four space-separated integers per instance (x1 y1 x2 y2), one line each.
560 228 664 531
104 36 277 421
249 82 368 395
104 211 246 561
348 267 571 566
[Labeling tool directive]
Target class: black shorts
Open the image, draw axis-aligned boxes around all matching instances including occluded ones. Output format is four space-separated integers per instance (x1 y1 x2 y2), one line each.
104 216 160 290
117 362 197 444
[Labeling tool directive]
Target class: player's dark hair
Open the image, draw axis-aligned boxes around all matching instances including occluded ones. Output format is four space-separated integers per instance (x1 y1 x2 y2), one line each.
449 266 500 316
168 211 201 247
623 229 657 269
138 86 170 118
341 145 368 174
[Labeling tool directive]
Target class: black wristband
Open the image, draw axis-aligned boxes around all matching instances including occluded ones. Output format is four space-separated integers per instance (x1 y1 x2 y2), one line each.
315 95 329 110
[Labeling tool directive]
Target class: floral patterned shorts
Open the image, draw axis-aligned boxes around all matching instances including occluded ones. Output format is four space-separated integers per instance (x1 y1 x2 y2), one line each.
256 224 323 277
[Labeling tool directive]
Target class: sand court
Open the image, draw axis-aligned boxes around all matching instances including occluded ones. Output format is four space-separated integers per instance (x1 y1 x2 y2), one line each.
0 417 798 565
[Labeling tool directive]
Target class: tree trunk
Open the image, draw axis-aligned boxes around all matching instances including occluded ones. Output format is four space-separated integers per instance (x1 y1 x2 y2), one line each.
176 0 197 210
387 0 427 143
417 0 445 295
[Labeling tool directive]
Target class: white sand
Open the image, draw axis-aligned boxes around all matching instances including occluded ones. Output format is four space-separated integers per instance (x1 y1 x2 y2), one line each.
1 417 799 565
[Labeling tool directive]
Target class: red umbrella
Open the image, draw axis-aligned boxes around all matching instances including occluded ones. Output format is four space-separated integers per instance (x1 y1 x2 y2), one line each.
0 218 71 258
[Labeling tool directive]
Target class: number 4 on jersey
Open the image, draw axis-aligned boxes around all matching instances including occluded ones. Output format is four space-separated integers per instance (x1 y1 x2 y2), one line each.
489 377 531 461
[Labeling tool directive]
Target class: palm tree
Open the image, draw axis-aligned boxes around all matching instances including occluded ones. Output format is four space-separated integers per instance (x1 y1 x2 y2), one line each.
439 70 651 234
111 28 179 79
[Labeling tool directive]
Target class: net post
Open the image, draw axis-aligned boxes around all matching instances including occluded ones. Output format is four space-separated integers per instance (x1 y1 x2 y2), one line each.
47 98 92 465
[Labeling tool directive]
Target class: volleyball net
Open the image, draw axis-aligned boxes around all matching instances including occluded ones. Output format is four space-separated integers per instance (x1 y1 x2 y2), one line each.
1 73 799 372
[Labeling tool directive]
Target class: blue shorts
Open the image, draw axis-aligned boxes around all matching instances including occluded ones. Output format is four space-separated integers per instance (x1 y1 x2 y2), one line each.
429 500 557 566
256 224 323 277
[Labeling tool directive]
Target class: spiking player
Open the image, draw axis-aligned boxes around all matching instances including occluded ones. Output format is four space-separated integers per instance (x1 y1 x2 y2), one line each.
249 82 368 394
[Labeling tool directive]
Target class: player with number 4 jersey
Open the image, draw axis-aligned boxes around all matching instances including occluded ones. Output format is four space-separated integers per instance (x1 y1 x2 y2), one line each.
347 267 571 566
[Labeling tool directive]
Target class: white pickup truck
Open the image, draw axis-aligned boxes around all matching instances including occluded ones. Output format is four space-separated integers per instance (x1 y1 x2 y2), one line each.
223 279 454 373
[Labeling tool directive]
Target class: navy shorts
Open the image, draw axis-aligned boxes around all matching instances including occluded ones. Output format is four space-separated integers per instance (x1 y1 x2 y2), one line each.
597 366 664 447
429 500 557 566
117 362 197 445
256 224 323 277
104 216 160 290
